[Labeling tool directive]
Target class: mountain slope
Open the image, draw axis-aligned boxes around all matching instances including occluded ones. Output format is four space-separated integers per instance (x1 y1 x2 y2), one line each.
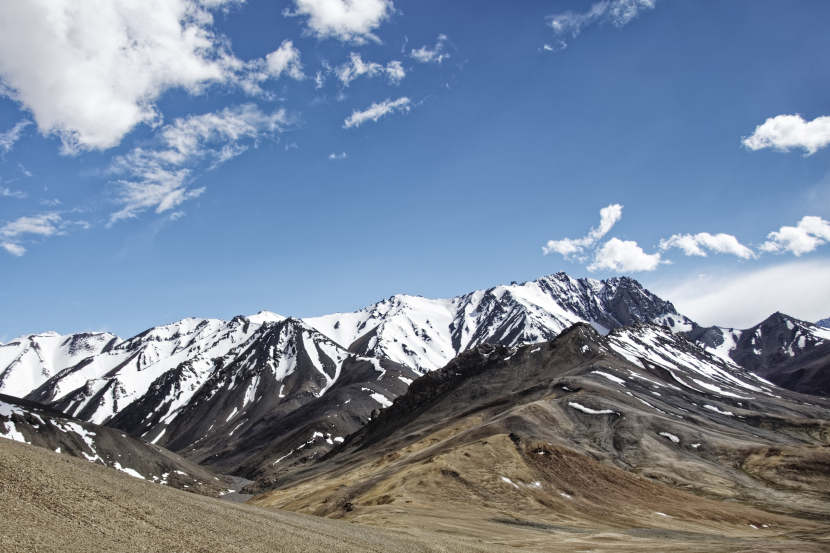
106 318 419 474
0 437 507 553
0 331 121 398
304 272 693 373
0 393 233 497
688 312 830 396
251 323 830 547
24 315 281 425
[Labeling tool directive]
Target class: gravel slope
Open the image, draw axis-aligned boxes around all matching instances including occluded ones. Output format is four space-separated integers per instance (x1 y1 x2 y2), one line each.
0 437 508 553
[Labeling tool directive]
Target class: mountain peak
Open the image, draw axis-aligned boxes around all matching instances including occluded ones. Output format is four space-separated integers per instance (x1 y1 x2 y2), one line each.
245 311 287 325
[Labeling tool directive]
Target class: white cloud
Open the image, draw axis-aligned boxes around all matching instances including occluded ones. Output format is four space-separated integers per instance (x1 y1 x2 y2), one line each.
588 237 661 272
314 71 326 89
547 0 657 50
0 212 88 256
1 186 26 199
742 114 830 155
343 97 411 129
0 1 255 154
650 259 830 328
335 53 405 86
265 41 305 80
109 104 287 223
410 35 449 64
328 152 347 160
543 204 622 258
659 232 755 259
760 216 830 256
1 242 25 256
169 211 186 221
285 0 393 44
0 120 31 153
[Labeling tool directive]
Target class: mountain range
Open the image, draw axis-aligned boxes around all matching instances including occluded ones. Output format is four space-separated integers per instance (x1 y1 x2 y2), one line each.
252 323 830 544
2 271 829 549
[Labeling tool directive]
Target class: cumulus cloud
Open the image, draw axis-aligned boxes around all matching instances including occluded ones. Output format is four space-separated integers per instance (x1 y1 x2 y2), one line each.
0 1 263 154
650 259 830 328
547 0 657 50
543 204 622 258
335 53 405 86
0 120 31 154
109 104 287 223
0 212 88 256
285 0 393 44
760 216 830 256
659 232 755 259
343 97 411 129
328 152 347 160
588 237 661 272
742 114 830 155
544 203 661 273
410 35 450 64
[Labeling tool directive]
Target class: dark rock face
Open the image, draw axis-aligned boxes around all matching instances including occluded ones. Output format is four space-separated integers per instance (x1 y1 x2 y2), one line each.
687 312 830 397
816 317 830 329
0 393 233 497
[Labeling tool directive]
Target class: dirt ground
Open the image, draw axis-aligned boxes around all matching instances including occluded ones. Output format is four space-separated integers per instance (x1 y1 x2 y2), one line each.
0 438 509 553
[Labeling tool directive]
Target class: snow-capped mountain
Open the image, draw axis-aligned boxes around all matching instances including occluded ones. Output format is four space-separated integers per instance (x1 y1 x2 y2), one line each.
817 317 830 329
25 314 284 425
0 331 121 398
304 272 693 373
687 312 830 396
0 272 694 464
107 317 418 473
5 313 417 470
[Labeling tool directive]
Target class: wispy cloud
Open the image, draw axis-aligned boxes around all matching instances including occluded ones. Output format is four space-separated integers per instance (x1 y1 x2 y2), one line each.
659 233 755 259
335 53 405 86
343 97 411 129
328 152 347 160
760 216 830 256
240 40 306 95
0 120 31 154
109 104 288 224
410 35 450 64
547 0 658 51
0 185 26 199
284 0 394 44
651 259 830 328
543 204 621 259
0 212 88 256
742 114 830 156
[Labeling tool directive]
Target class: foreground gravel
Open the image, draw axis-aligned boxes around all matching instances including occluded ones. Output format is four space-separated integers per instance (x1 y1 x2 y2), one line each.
0 438 508 552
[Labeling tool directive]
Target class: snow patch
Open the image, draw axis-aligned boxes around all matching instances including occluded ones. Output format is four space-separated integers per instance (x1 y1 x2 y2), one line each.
568 402 615 415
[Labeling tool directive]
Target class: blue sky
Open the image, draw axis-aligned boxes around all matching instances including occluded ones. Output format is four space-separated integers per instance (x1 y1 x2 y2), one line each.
1 0 829 340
